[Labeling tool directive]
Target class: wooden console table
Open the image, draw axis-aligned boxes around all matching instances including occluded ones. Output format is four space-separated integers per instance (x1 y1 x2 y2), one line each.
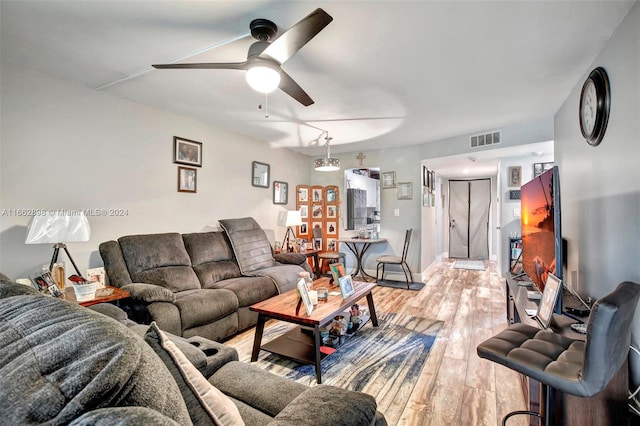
504 273 628 425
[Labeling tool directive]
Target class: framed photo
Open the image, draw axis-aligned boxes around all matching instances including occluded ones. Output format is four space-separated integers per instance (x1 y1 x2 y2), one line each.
299 205 308 219
326 187 337 203
329 262 346 284
299 223 308 236
326 205 337 218
32 271 62 297
178 166 197 193
338 274 356 299
508 166 522 187
173 136 202 167
430 171 435 193
304 242 313 250
311 188 323 202
423 165 429 187
397 181 413 200
533 162 553 178
326 222 337 235
382 171 396 189
312 205 323 218
327 238 337 251
86 267 106 288
273 181 288 205
297 280 314 316
298 186 308 202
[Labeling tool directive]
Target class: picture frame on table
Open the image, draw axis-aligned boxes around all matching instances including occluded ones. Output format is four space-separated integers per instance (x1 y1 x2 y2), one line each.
173 136 202 167
178 166 197 193
329 262 346 284
338 274 356 299
381 171 396 189
297 280 314 316
31 271 63 297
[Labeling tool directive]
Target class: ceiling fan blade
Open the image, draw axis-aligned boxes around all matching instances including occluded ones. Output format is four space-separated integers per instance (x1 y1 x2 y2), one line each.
279 70 314 106
261 8 333 65
152 62 249 70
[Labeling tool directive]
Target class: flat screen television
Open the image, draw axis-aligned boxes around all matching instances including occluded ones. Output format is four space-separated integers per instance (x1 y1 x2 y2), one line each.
520 166 562 313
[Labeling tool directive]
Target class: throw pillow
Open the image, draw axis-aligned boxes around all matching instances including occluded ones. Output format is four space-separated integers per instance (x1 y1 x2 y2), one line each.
144 322 245 426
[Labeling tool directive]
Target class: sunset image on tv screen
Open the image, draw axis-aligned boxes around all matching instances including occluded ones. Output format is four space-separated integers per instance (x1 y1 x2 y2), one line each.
521 169 556 291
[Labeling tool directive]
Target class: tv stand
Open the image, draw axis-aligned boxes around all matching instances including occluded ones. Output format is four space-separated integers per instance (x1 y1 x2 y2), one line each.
504 272 627 425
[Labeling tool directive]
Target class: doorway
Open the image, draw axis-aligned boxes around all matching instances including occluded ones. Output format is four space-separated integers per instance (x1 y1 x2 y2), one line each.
449 179 491 259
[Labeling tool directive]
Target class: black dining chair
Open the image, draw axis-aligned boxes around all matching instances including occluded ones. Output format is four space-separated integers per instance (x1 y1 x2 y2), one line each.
375 229 412 289
477 281 640 425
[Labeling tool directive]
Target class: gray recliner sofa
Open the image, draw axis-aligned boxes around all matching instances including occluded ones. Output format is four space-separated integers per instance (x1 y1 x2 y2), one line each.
0 277 387 425
100 221 311 342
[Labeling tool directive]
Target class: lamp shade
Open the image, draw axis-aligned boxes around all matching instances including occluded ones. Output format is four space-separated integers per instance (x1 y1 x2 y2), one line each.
314 157 341 171
25 211 91 244
246 65 281 94
285 210 303 227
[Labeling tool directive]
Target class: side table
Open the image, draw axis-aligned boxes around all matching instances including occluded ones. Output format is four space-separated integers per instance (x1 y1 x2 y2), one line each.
61 285 130 307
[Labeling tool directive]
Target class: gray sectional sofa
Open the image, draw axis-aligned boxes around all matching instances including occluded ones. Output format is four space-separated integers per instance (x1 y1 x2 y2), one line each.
100 218 312 342
0 277 387 425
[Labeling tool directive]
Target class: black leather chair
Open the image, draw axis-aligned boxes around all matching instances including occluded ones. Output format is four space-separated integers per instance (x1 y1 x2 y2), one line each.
375 229 412 289
477 281 640 425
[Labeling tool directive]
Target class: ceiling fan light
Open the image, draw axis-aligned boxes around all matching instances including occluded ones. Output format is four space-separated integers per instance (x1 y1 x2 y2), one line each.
314 157 341 172
246 65 281 93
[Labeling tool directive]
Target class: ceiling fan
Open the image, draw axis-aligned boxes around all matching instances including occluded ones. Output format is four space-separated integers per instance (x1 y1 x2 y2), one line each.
152 8 332 106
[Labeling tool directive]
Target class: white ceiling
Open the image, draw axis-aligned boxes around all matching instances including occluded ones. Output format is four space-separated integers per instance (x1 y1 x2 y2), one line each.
1 1 633 166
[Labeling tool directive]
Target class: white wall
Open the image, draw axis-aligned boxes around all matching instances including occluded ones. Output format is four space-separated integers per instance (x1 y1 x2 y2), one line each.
0 63 310 279
554 2 640 385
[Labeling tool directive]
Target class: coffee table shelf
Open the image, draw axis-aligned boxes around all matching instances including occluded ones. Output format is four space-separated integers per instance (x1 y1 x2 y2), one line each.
250 277 378 384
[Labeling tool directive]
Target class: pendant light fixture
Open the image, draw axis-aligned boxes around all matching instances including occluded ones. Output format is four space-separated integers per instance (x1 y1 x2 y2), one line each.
314 131 341 172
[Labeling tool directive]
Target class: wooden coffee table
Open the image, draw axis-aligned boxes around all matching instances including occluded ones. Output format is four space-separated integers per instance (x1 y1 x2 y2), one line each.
250 277 378 384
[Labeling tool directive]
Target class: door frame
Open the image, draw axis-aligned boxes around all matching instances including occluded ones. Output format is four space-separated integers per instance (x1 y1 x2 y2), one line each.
447 178 493 259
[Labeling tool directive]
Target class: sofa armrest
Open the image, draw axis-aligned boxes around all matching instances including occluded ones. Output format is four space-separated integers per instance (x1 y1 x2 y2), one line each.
268 385 378 426
121 283 175 303
273 252 306 265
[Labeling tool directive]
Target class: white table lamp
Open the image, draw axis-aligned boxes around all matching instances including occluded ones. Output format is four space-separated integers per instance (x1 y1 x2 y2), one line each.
25 211 91 278
282 210 302 252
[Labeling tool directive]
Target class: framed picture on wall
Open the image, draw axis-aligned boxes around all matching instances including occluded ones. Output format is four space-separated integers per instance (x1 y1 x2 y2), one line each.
299 205 308 219
174 136 202 167
397 182 413 200
382 171 396 189
423 165 429 187
178 166 197 193
326 205 337 218
533 162 553 178
508 166 522 187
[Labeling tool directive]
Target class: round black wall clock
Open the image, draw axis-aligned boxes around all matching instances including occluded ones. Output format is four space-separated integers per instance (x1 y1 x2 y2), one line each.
579 67 610 147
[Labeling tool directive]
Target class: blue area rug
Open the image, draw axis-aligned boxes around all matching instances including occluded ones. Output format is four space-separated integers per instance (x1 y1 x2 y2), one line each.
253 312 443 424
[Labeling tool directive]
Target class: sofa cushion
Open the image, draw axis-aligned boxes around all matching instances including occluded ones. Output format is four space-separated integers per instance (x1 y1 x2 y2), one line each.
268 385 378 426
144 323 244 426
174 288 239 330
0 295 191 425
248 264 306 294
183 232 242 285
118 233 201 292
219 217 276 273
209 361 308 418
204 276 277 307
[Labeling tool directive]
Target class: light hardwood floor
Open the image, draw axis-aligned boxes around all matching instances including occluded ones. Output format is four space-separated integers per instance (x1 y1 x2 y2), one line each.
226 259 529 425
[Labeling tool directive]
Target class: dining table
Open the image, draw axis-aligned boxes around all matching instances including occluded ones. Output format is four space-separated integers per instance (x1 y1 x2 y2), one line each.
337 237 387 282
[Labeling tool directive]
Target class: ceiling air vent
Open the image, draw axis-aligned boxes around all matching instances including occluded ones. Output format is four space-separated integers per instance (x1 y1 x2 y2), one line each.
470 131 501 148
